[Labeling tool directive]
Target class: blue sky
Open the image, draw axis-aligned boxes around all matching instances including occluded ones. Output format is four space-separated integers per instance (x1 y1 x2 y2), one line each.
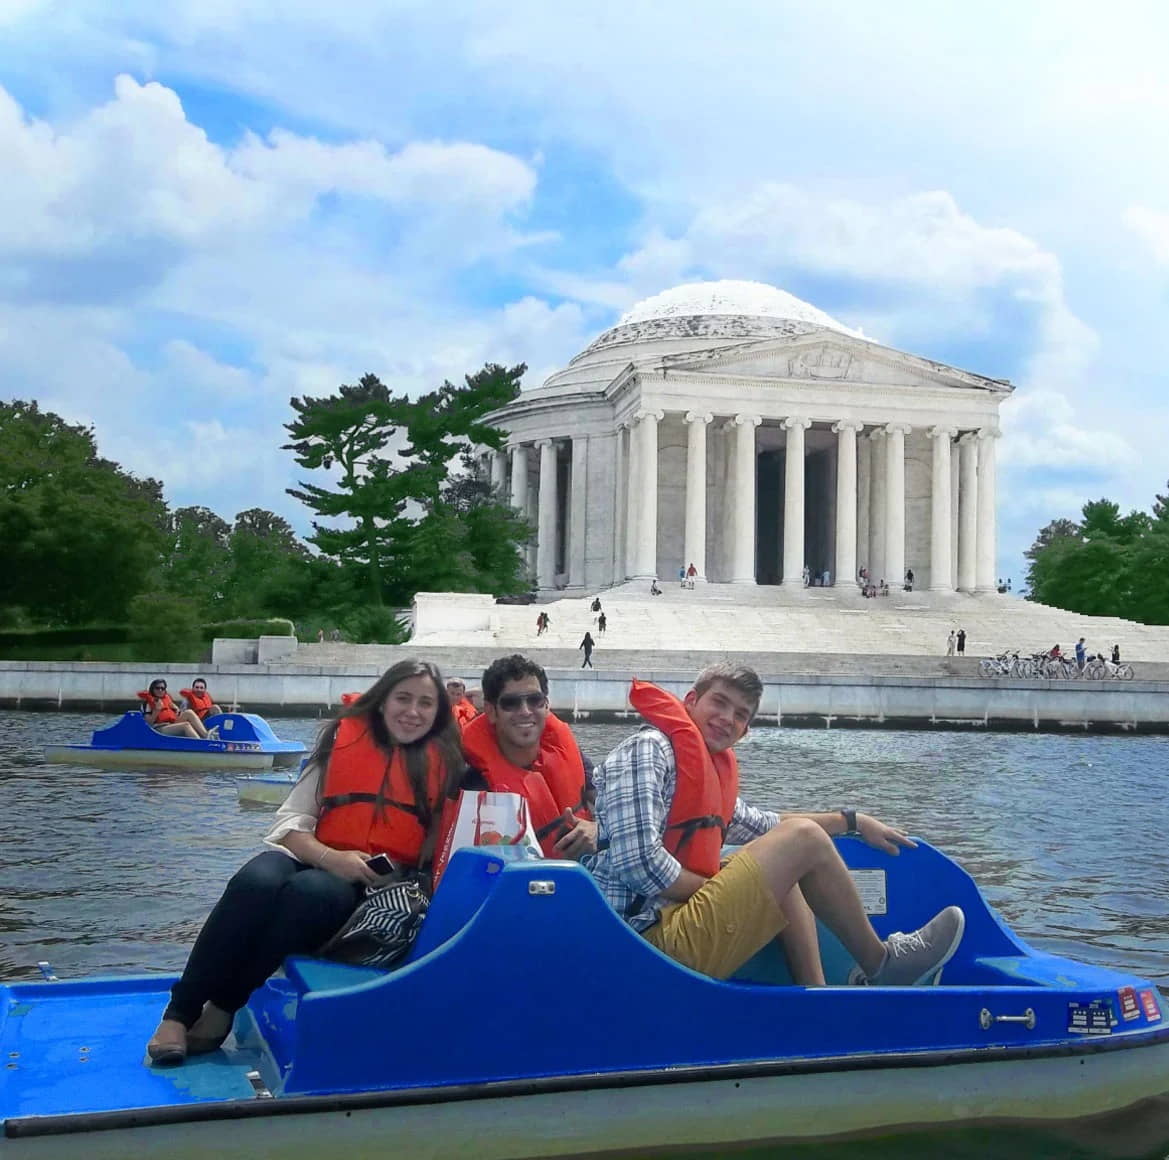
3 0 1168 590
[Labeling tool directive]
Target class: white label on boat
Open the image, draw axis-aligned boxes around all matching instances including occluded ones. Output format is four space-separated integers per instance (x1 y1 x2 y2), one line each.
849 869 886 915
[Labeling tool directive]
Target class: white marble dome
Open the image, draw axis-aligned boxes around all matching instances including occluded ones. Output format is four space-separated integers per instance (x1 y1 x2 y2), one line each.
573 279 860 365
618 279 856 334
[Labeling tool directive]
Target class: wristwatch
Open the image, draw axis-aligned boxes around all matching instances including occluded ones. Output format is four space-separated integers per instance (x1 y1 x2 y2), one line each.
838 808 860 836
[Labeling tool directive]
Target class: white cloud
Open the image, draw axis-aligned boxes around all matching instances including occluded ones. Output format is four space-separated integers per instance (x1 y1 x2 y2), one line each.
998 389 1132 472
1124 207 1169 265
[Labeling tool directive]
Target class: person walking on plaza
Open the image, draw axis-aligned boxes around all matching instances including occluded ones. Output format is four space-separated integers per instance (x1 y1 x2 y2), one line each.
597 611 607 634
904 568 914 592
956 628 966 655
946 630 956 656
1111 643 1121 664
1075 637 1087 671
579 631 595 669
582 664 966 986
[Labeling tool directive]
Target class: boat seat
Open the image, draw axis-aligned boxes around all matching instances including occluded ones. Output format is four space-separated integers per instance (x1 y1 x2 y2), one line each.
283 848 513 996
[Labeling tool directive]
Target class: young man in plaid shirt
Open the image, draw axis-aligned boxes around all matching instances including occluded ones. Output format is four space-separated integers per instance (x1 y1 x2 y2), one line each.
583 663 964 985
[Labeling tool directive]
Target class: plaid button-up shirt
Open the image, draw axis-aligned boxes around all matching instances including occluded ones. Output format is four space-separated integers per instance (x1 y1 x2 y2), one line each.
582 726 779 932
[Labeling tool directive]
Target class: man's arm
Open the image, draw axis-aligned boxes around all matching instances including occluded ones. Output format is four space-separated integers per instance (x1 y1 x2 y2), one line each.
599 731 692 900
780 809 916 854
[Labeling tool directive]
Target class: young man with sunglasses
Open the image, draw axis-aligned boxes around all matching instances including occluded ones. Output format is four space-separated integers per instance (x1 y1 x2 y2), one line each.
583 663 965 986
460 654 596 859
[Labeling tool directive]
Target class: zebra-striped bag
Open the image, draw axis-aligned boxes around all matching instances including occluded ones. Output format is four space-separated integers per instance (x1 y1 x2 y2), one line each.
320 875 429 969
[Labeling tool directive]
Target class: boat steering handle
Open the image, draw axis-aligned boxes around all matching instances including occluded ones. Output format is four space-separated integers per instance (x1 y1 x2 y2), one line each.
979 1007 1036 1030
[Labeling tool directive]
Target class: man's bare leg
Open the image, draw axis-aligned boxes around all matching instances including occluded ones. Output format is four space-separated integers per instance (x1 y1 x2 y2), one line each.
745 817 887 978
777 884 826 985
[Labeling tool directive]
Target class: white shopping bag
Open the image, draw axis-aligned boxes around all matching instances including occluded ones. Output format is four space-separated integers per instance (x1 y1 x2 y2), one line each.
433 790 543 886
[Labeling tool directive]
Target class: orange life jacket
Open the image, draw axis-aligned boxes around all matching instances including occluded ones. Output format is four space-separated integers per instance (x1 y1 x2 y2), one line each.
460 711 589 855
138 690 178 725
629 679 739 879
452 698 478 729
181 688 214 719
314 717 448 867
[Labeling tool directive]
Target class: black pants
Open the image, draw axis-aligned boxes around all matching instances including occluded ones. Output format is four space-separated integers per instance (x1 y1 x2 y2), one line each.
164 851 362 1025
581 653 593 668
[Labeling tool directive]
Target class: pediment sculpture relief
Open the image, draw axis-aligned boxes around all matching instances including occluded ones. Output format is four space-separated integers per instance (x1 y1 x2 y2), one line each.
787 346 853 380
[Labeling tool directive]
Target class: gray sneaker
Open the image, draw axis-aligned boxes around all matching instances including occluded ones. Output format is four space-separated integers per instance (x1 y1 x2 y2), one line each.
851 906 966 986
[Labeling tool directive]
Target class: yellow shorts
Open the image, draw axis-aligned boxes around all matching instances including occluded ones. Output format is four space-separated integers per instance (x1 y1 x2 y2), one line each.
642 849 787 979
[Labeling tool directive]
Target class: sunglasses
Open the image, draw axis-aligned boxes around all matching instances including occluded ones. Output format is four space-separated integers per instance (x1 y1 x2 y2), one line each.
495 693 548 713
151 684 166 692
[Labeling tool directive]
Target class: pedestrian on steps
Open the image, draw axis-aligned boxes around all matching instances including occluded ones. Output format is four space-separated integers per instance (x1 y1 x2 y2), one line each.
579 632 595 669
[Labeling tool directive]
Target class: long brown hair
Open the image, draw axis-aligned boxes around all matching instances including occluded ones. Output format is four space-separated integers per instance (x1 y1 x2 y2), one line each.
309 659 464 827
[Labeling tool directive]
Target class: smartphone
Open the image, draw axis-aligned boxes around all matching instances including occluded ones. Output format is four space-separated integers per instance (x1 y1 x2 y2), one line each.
365 854 396 876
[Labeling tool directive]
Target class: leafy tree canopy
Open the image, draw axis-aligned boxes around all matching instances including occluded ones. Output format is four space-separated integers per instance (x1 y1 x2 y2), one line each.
0 400 168 624
283 363 530 606
1025 490 1169 624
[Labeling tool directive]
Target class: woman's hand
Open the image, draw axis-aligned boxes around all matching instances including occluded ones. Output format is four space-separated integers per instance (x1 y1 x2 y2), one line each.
856 813 916 855
319 848 380 884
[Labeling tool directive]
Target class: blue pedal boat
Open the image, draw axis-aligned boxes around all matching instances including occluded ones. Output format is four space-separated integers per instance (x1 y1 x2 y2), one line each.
2 840 1167 1159
236 770 299 805
43 712 306 771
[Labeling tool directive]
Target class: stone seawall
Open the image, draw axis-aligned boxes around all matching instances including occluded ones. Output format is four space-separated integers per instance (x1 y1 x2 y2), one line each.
3 661 1168 734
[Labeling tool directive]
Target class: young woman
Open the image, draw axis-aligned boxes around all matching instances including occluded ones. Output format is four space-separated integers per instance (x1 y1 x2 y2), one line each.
146 660 464 1065
139 678 210 739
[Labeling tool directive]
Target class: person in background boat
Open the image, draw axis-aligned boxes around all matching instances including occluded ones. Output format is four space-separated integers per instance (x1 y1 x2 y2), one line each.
180 678 223 721
467 686 484 713
446 678 478 730
145 659 465 1066
460 654 597 860
582 663 965 986
138 679 211 739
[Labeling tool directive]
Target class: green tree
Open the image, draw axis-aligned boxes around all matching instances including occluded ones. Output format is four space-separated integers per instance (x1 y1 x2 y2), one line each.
1025 499 1161 621
283 374 413 605
161 506 232 616
127 591 203 663
222 508 311 618
404 363 526 510
0 401 168 624
283 364 531 609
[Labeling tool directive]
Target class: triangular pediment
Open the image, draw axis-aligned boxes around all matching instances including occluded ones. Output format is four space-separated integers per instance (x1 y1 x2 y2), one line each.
656 332 1010 393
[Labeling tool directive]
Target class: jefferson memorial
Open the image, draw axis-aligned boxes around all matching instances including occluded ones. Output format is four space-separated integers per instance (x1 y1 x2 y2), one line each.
486 281 1011 596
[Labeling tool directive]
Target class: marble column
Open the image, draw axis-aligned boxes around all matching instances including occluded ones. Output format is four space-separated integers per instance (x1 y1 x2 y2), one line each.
730 414 761 583
632 410 662 579
929 426 957 591
782 417 811 584
684 411 711 581
508 443 528 512
950 443 960 590
536 439 559 590
856 431 871 585
868 429 887 585
976 428 999 592
624 422 639 582
832 420 862 588
490 448 507 495
957 432 979 593
613 425 628 582
883 423 910 591
567 436 588 591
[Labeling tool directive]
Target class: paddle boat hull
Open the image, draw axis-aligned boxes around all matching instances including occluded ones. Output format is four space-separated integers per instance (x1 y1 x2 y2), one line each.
236 770 298 805
2 842 1166 1159
42 712 305 772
